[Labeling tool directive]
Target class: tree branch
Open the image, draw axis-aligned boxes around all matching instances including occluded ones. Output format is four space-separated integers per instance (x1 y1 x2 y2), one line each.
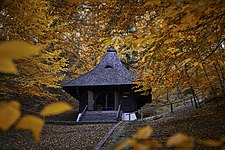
202 38 225 62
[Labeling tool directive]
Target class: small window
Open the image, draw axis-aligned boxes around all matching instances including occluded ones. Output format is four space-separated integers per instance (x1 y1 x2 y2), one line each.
105 65 113 68
122 92 130 99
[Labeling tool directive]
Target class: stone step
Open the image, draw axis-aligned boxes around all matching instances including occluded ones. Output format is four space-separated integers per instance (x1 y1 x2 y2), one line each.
82 116 116 118
81 117 116 121
79 111 118 123
85 111 117 114
79 120 118 123
83 114 117 118
86 111 116 113
84 113 117 116
82 115 116 118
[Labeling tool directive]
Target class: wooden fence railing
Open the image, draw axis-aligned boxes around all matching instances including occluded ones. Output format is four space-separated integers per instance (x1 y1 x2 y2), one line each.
116 105 122 121
77 105 88 122
126 100 196 121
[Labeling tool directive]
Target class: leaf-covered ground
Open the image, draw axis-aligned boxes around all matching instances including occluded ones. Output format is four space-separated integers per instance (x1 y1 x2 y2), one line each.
0 123 115 149
102 100 225 149
0 100 224 149
150 101 225 149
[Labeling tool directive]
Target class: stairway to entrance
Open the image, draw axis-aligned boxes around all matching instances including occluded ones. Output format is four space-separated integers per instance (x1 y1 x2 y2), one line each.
79 111 118 123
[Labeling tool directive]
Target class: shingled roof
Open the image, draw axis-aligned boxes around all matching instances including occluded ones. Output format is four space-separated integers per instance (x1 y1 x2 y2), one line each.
63 46 137 87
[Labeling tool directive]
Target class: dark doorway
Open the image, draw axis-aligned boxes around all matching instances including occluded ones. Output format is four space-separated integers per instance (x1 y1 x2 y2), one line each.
95 92 114 111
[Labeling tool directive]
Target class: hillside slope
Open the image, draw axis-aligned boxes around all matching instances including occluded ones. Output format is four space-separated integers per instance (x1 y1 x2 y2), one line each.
103 100 225 150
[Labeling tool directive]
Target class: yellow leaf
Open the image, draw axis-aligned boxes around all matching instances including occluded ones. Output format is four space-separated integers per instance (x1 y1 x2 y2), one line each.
40 102 73 116
0 58 18 74
199 139 222 147
105 40 112 46
0 41 41 74
114 138 136 150
16 115 44 142
150 46 155 51
0 41 41 58
143 1 152 7
113 38 120 48
0 101 21 131
147 38 155 45
183 58 192 63
166 133 192 149
166 6 179 17
142 56 146 62
164 38 176 44
142 52 154 62
199 63 204 70
187 35 196 42
193 62 199 67
132 40 139 50
144 0 160 6
209 60 215 66
218 60 224 66
133 125 153 139
168 47 179 54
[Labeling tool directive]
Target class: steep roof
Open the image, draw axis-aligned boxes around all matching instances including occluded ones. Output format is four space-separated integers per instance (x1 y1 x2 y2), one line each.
63 47 137 87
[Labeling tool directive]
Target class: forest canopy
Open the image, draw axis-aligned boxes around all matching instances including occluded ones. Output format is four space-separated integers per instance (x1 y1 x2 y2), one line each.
0 0 224 105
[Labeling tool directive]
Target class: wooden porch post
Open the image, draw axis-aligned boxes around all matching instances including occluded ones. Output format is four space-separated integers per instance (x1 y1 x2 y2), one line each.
114 91 119 110
88 90 94 110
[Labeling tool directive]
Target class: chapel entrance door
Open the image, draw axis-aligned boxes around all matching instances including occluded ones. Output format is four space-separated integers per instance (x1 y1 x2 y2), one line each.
95 92 115 111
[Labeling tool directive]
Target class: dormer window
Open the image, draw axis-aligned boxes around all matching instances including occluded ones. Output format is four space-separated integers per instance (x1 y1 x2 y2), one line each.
105 65 113 69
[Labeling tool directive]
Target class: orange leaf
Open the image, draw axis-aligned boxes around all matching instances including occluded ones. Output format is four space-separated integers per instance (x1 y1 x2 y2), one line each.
0 58 18 74
150 27 156 33
40 102 73 116
114 138 136 150
0 101 21 131
16 115 44 142
133 125 153 139
0 40 41 58
166 133 192 149
199 139 222 147
141 140 162 148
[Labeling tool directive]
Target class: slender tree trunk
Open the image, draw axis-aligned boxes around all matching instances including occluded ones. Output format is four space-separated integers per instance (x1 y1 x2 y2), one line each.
196 48 215 95
190 86 198 109
213 63 225 95
213 54 225 95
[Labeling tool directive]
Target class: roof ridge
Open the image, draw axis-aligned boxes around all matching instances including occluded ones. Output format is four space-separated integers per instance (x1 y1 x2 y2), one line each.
63 47 137 87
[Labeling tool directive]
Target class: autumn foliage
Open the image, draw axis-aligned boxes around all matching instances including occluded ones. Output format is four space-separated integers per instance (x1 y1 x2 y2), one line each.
1 0 223 103
105 0 225 101
0 40 72 142
0 0 224 146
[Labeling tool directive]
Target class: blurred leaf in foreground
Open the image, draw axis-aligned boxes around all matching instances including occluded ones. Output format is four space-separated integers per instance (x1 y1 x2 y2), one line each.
16 115 44 142
0 101 21 131
0 41 41 74
166 133 193 149
40 102 73 116
133 125 153 140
